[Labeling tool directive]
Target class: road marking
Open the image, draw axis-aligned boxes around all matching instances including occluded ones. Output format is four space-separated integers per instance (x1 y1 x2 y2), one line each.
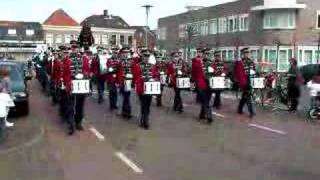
115 152 143 174
212 111 225 118
248 123 287 135
89 127 105 141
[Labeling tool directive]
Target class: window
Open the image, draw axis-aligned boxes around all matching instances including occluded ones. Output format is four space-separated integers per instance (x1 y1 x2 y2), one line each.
46 34 53 45
208 19 217 34
250 50 260 61
264 49 277 69
191 22 200 36
65 34 71 44
304 50 313 64
239 14 249 31
227 50 234 61
120 35 125 45
55 35 63 44
279 50 289 71
317 11 320 29
8 29 16 35
102 34 108 45
228 16 237 32
200 21 208 35
178 24 186 38
222 50 227 60
158 27 167 40
218 17 227 33
94 34 101 45
111 35 116 45
264 10 296 29
128 36 133 46
26 29 34 36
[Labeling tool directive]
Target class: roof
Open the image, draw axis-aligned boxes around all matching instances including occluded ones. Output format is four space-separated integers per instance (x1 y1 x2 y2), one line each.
43 9 79 26
81 15 130 29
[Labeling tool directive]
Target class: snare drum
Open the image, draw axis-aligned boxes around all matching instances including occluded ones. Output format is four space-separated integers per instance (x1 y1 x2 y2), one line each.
176 77 191 89
251 77 265 89
72 79 90 94
209 77 226 89
144 81 161 95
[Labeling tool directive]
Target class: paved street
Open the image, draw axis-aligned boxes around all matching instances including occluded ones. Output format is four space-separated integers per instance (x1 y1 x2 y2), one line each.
1 80 320 180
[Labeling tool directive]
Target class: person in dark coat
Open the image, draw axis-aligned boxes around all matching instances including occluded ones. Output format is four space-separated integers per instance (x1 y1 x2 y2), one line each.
287 58 303 111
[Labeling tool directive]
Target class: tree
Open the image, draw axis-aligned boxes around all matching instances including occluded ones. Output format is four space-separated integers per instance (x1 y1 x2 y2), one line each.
78 22 94 49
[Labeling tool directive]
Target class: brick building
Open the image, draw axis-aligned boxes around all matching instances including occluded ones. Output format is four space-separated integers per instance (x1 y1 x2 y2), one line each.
158 0 320 72
131 26 157 49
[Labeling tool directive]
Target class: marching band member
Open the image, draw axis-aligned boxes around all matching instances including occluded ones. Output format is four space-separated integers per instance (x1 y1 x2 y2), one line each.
91 47 108 104
117 46 133 118
155 51 167 107
167 51 189 113
51 49 63 105
234 47 256 118
191 48 213 124
132 49 160 129
106 47 120 111
61 41 90 135
212 50 228 109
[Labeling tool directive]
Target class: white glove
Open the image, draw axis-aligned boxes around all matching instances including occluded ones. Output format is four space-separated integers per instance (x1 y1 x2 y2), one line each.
126 74 133 78
75 73 84 80
109 67 114 72
208 67 214 73
250 70 256 75
221 73 226 77
177 70 182 76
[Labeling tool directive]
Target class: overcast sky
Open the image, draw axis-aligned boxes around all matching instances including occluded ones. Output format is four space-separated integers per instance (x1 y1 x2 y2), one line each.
1 0 235 29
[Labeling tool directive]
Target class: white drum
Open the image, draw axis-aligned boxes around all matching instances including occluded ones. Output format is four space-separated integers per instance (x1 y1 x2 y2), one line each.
251 77 265 89
72 79 90 94
209 77 226 89
144 81 161 95
176 77 191 89
99 55 108 74
124 79 132 92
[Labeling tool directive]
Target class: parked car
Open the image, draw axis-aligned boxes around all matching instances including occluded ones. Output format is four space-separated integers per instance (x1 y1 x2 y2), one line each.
299 64 320 84
0 61 29 115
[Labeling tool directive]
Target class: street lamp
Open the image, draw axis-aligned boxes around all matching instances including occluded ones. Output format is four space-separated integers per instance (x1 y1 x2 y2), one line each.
142 4 153 48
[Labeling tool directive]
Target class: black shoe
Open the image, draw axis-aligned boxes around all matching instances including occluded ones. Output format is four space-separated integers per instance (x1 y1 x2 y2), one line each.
143 123 150 130
98 98 104 104
76 124 84 131
68 127 75 135
207 118 213 124
238 111 244 115
177 109 184 113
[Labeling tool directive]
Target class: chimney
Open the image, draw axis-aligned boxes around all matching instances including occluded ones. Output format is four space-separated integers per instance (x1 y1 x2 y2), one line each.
103 10 108 17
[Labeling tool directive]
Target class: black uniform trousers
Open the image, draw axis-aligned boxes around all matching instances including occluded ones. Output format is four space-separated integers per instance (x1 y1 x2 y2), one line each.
107 82 118 110
213 90 222 108
156 85 164 106
238 88 255 116
198 89 213 120
120 88 131 116
49 81 58 105
139 95 152 126
287 79 300 111
60 92 86 129
173 88 183 112
97 78 105 102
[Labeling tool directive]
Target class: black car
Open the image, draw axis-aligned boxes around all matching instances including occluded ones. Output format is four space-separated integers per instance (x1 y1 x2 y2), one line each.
0 61 29 115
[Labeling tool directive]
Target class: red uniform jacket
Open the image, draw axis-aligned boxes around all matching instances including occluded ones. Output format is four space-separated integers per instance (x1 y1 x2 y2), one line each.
91 55 108 80
62 55 90 94
212 60 228 76
167 62 188 88
52 59 62 85
116 62 133 87
132 62 160 95
234 59 255 90
106 58 119 83
191 57 208 90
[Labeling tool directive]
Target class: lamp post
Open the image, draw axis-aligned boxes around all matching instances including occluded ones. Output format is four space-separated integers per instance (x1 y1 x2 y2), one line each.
142 4 153 48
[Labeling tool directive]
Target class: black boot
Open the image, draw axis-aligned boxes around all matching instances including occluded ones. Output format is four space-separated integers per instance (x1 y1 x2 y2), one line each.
68 126 75 135
76 124 84 131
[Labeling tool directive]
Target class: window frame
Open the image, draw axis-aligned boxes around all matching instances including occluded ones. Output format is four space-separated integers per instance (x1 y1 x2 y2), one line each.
239 14 249 31
8 29 16 36
316 10 320 30
263 10 296 30
208 18 218 35
218 17 227 33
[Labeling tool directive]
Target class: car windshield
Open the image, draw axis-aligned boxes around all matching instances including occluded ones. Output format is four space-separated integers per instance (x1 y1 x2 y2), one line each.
0 64 23 82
